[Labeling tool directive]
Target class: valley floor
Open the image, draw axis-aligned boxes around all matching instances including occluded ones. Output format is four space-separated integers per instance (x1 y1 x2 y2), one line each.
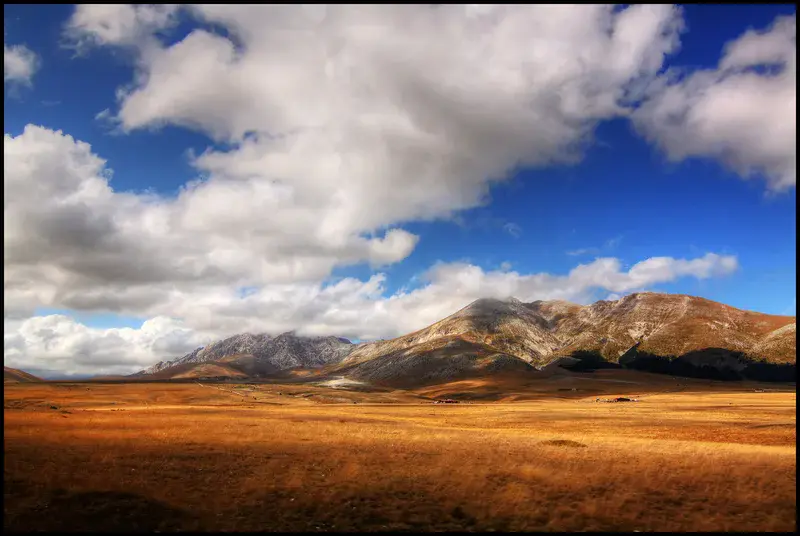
4 372 796 532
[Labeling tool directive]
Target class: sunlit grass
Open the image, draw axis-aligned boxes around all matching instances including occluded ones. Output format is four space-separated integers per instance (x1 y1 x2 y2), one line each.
4 380 796 532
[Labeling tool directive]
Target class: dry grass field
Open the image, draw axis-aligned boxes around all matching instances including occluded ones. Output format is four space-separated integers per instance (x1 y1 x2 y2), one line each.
4 371 796 532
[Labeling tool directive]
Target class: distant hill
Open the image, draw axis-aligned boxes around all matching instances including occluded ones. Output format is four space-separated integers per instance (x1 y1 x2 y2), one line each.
137 293 795 385
4 366 43 383
134 332 354 380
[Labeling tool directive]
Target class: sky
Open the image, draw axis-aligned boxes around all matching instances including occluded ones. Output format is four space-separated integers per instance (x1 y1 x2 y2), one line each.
4 4 796 378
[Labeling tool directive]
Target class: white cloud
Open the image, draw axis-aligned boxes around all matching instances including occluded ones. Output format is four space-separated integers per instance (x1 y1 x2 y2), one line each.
3 125 417 318
4 252 738 376
62 4 684 236
633 15 796 190
4 42 39 85
65 4 180 48
4 315 206 377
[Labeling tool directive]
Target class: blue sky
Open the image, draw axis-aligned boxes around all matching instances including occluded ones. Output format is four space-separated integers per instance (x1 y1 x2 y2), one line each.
3 5 796 376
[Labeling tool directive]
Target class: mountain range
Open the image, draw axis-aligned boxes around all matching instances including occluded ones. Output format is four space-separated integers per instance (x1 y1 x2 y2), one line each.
132 292 796 385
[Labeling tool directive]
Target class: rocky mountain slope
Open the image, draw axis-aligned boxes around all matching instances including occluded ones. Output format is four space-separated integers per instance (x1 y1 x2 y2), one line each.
137 332 354 379
331 293 795 385
4 366 42 383
333 298 561 386
527 293 795 363
348 298 563 363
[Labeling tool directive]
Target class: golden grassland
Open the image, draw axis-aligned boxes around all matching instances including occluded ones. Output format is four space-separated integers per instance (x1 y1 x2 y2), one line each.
4 372 796 532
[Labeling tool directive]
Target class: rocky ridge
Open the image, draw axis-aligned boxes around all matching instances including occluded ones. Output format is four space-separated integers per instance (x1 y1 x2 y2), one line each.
140 332 354 377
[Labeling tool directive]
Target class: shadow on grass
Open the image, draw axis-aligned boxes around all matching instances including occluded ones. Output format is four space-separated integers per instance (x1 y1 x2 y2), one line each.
224 488 485 532
4 482 194 532
556 347 796 383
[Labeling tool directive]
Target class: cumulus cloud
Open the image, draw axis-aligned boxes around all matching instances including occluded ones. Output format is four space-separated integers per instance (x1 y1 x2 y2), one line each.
4 42 39 85
633 15 796 190
5 252 738 376
3 125 417 318
65 4 180 48
62 4 684 237
4 315 206 377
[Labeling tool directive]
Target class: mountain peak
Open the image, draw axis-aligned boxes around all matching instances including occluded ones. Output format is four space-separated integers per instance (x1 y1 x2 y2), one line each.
461 296 524 313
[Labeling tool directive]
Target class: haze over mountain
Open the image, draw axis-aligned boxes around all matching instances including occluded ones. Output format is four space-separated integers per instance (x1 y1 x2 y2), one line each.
140 293 795 384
